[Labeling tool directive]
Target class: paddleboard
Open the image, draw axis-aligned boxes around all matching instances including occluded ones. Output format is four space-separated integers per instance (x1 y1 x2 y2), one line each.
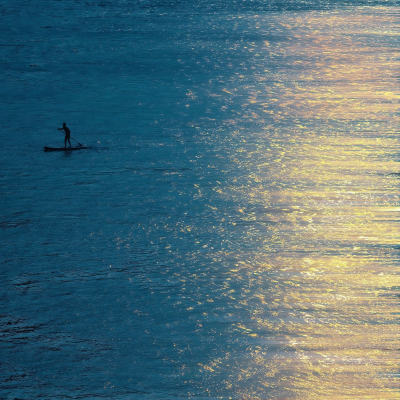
44 146 87 152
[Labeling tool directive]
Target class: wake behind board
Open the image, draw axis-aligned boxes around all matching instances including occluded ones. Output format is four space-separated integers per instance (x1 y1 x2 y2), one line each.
44 146 87 152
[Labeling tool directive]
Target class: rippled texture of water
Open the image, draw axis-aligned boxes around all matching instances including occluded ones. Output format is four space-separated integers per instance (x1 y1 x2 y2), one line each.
1 1 399 399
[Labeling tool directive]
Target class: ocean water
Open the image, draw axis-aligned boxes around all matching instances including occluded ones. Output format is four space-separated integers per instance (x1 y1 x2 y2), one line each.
1 1 399 399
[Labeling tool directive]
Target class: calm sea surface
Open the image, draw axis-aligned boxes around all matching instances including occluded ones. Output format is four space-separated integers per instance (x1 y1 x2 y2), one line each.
1 1 399 399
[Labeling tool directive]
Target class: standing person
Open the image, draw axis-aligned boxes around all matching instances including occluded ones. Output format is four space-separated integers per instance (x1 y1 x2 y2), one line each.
58 122 71 148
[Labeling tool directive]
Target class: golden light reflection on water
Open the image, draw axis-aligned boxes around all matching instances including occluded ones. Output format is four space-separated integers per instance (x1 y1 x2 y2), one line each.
202 7 399 399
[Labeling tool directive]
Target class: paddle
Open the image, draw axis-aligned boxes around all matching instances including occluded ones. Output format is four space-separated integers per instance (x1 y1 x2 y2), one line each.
70 137 83 147
58 129 83 146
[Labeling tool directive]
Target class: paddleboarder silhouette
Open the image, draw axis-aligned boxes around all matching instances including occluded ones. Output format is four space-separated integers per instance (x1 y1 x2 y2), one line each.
58 122 71 148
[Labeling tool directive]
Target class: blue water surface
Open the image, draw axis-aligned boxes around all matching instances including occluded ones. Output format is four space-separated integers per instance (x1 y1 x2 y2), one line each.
1 1 399 399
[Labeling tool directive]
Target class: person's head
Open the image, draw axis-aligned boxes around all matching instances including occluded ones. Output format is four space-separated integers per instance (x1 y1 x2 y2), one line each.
63 122 66 127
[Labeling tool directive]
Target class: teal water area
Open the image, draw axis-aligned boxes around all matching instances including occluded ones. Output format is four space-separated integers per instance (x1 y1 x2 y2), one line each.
1 1 399 399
